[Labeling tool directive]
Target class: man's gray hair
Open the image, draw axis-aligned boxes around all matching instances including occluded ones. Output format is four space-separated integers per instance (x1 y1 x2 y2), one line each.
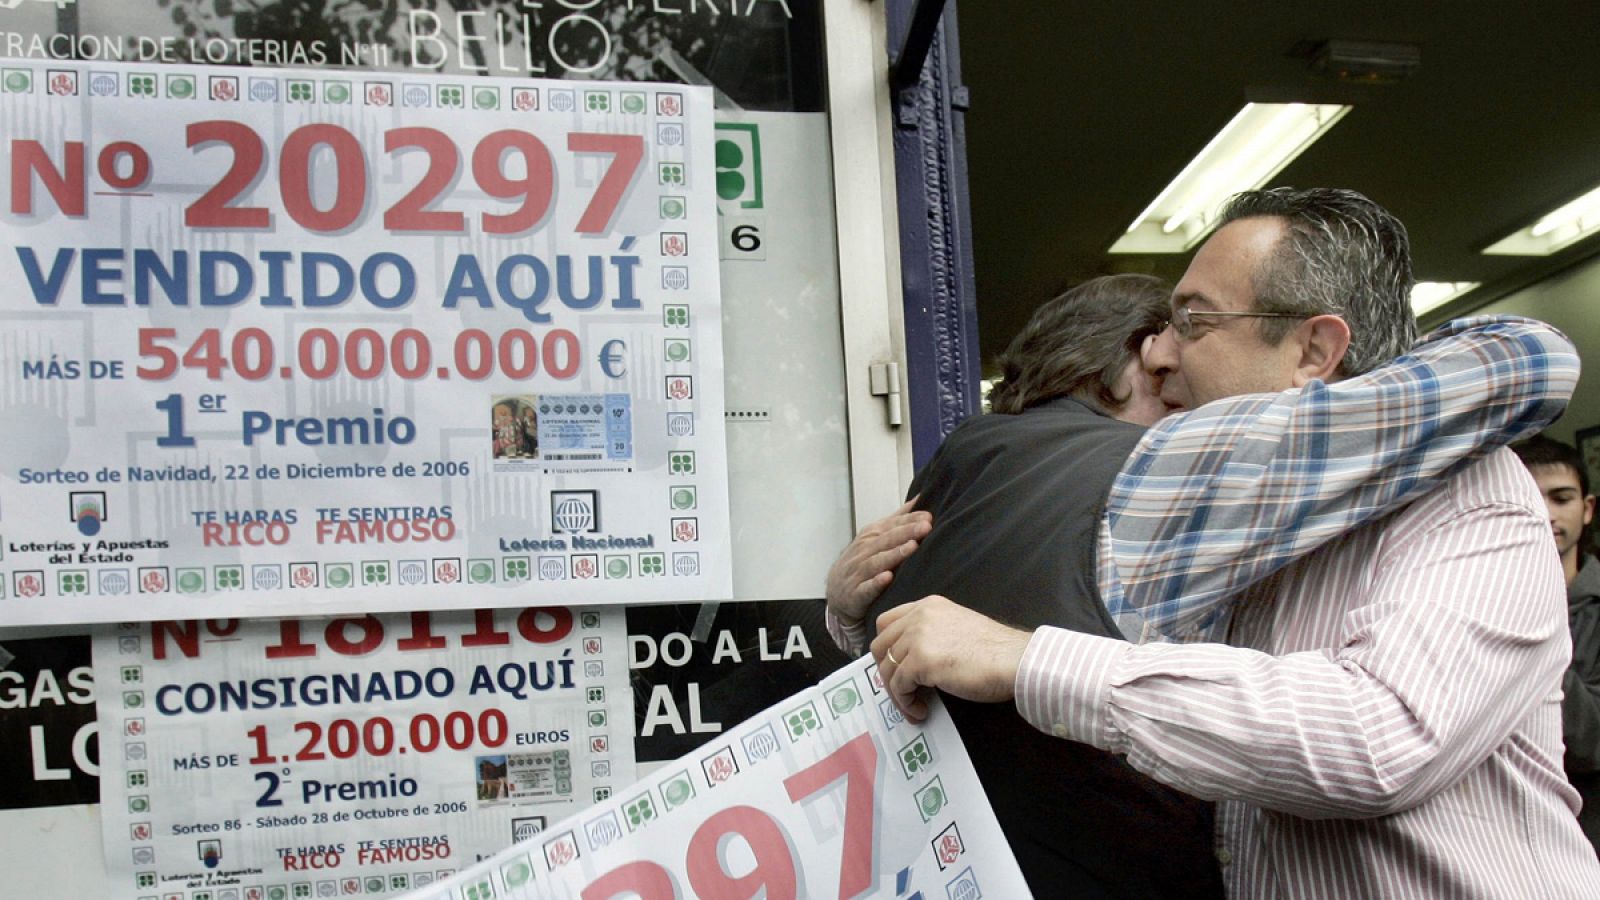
1217 187 1417 375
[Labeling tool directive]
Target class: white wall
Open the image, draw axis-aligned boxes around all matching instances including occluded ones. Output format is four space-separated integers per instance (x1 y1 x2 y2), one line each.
1469 255 1600 444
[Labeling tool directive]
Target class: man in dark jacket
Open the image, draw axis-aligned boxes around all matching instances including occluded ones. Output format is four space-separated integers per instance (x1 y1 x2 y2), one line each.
1514 434 1600 852
829 274 1226 897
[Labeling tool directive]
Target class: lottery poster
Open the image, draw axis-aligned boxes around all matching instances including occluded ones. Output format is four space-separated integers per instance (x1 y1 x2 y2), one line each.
0 60 730 626
0 634 101 809
407 655 1030 900
625 599 852 764
92 607 635 900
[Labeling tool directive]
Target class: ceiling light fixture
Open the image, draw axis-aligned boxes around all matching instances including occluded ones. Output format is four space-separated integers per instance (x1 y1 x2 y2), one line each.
1409 281 1480 316
1110 102 1352 254
1483 184 1600 256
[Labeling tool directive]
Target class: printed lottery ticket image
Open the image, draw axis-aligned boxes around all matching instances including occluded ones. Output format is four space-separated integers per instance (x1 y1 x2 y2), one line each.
405 655 1032 899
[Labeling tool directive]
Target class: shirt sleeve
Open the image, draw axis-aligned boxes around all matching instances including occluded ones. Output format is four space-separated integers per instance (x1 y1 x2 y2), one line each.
1022 495 1571 818
825 606 869 656
1101 316 1579 642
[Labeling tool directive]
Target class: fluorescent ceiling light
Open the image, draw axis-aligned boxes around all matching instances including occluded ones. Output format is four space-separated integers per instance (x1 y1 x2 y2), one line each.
1110 103 1352 254
1484 183 1600 256
1410 281 1479 316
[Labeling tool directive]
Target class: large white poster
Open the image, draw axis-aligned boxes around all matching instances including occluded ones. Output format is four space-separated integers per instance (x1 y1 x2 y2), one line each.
0 61 730 625
93 607 635 900
408 655 1030 900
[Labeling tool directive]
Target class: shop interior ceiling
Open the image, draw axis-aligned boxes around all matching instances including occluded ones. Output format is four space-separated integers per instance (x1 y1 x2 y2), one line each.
960 1 1600 367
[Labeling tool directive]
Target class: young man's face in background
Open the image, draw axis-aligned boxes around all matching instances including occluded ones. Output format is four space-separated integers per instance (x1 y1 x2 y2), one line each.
1529 462 1595 565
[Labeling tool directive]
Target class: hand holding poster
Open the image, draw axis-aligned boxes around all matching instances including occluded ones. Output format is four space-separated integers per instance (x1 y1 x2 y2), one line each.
408 655 1030 900
93 608 635 900
0 62 729 625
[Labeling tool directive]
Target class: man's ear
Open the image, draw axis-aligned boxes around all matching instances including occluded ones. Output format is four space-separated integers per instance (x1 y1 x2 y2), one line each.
1290 314 1351 386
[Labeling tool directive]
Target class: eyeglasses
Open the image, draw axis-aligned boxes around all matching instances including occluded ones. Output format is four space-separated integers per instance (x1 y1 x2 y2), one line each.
1161 306 1309 340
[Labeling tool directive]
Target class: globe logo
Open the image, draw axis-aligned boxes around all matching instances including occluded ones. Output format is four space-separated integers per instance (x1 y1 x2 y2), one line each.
553 498 593 532
587 817 621 847
744 730 778 760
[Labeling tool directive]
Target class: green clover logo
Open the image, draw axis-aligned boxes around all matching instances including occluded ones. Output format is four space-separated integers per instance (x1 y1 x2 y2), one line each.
787 707 820 739
900 735 933 777
625 795 656 828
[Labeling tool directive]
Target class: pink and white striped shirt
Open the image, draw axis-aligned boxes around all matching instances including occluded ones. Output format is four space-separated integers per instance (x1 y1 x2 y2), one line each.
1018 449 1600 896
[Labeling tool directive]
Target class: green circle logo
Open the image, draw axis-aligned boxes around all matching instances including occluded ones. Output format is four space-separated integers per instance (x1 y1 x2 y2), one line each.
622 95 645 114
327 567 350 588
606 558 629 578
920 786 945 815
169 79 193 98
6 73 29 92
179 572 202 592
471 562 492 582
667 342 689 362
830 687 859 713
665 779 692 805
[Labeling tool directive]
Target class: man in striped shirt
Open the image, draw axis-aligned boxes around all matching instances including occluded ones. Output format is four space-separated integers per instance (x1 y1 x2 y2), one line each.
874 188 1600 896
